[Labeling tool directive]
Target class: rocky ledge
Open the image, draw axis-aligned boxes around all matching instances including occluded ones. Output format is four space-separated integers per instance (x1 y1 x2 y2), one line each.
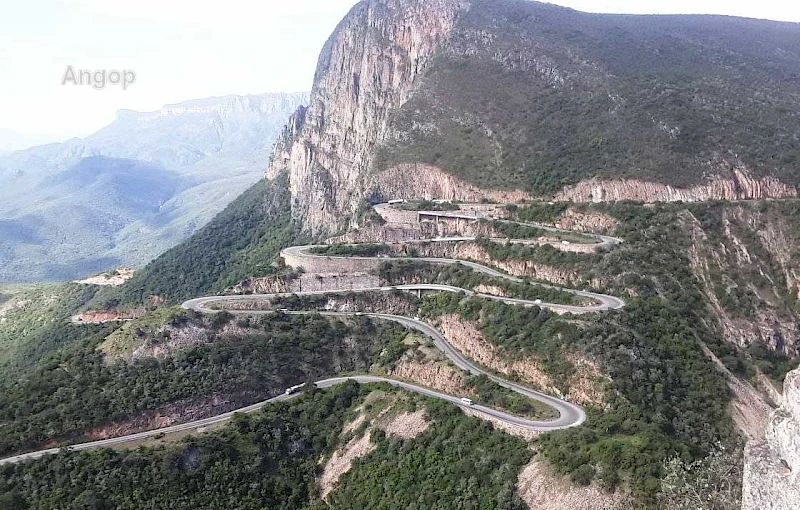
555 168 797 203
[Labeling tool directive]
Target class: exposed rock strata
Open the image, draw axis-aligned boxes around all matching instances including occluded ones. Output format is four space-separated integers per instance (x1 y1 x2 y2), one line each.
370 164 531 205
85 394 237 441
267 0 472 235
554 209 619 235
438 314 607 407
555 168 797 203
390 356 471 397
683 208 800 356
326 223 422 244
230 273 379 295
400 242 587 287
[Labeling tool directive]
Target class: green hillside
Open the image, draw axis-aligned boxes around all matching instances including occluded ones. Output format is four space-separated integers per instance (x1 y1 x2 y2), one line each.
120 174 301 305
375 0 800 193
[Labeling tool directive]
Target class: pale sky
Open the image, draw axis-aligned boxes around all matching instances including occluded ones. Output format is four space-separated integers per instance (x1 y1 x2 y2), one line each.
2 0 799 147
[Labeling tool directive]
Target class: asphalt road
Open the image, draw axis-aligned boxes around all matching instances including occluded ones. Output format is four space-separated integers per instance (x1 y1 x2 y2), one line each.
374 202 624 249
0 308 587 466
280 245 625 313
0 202 621 465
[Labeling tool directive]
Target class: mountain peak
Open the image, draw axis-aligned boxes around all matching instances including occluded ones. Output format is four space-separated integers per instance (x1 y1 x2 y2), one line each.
114 92 311 124
268 0 800 235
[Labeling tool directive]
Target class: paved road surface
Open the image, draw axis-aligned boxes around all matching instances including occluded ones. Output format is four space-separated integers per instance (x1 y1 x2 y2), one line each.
281 245 625 313
0 201 623 465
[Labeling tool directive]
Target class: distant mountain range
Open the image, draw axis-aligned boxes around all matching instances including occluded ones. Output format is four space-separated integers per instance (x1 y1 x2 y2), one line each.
0 92 308 282
0 128 65 152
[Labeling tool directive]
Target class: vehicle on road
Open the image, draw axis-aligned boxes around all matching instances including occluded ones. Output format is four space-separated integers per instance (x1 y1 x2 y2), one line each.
460 397 473 406
284 383 307 395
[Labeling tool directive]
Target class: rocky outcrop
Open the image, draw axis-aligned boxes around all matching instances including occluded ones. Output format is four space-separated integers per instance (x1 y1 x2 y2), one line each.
403 241 586 287
742 366 800 510
555 168 797 203
74 309 144 324
682 207 800 356
701 344 774 441
326 223 422 244
380 409 429 439
74 268 136 286
517 459 630 510
370 164 531 205
438 314 608 407
230 273 380 295
390 355 472 397
319 429 377 500
554 209 618 235
267 0 472 235
86 394 238 441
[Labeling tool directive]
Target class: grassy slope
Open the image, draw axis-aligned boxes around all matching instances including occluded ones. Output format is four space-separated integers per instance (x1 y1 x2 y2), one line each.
374 0 800 194
0 283 113 378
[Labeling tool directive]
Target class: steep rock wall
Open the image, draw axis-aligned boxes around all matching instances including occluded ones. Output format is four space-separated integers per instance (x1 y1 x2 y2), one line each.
555 168 797 203
267 0 471 235
682 206 800 356
369 164 531 204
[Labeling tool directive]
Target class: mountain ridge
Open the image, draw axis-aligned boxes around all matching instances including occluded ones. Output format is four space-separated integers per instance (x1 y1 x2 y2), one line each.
0 92 308 283
267 0 800 235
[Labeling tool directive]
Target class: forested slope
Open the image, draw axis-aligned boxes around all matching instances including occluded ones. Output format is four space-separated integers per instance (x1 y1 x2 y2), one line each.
120 174 301 305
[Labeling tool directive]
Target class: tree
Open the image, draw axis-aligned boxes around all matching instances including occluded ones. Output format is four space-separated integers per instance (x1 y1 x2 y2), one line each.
658 441 743 510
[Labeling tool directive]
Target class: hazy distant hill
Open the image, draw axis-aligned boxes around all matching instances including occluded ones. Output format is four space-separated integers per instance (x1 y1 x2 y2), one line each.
0 128 64 152
0 92 308 282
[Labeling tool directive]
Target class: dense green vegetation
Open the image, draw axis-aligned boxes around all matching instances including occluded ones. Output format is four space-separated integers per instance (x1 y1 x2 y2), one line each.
509 203 569 223
320 398 530 510
374 0 800 194
477 238 589 268
398 200 460 212
120 175 301 305
377 260 584 305
419 291 732 502
585 202 799 379
748 342 797 382
466 374 554 419
486 220 545 239
420 294 576 389
0 383 533 510
0 313 401 456
0 283 111 379
310 243 389 257
0 384 364 510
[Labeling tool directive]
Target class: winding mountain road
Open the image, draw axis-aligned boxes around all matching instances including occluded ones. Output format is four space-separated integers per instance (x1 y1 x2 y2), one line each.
280 245 625 313
0 202 623 466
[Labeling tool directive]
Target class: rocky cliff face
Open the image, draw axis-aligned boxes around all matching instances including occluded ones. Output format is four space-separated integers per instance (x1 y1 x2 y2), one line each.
742 366 800 510
555 168 798 203
681 203 800 357
266 1 800 237
267 0 472 235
